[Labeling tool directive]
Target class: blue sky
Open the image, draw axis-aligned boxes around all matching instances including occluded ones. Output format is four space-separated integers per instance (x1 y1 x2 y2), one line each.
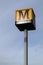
0 0 43 65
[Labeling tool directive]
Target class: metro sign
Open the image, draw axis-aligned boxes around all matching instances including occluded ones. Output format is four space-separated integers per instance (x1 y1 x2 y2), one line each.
15 8 36 31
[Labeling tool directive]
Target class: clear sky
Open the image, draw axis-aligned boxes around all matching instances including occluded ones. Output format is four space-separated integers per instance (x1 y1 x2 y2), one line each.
0 0 43 65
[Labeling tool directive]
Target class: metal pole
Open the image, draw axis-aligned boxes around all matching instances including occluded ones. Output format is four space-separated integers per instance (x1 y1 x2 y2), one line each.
24 29 28 65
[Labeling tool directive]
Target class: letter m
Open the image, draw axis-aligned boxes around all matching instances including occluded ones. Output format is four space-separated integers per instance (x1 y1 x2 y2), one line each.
19 9 28 20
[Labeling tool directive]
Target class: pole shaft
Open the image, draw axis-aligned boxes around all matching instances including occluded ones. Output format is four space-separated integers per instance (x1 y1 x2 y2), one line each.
24 29 28 65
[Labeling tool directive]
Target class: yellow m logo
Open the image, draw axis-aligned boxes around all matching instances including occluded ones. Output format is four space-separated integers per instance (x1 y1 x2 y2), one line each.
16 8 33 22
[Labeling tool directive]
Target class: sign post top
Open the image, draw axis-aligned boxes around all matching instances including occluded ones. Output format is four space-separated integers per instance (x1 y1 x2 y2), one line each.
15 8 36 31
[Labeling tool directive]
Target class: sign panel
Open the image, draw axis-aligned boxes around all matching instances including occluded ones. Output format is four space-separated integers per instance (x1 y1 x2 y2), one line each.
15 8 33 24
15 8 36 31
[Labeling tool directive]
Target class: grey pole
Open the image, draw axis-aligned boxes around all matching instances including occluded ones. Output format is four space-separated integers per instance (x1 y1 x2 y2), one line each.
24 29 28 65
